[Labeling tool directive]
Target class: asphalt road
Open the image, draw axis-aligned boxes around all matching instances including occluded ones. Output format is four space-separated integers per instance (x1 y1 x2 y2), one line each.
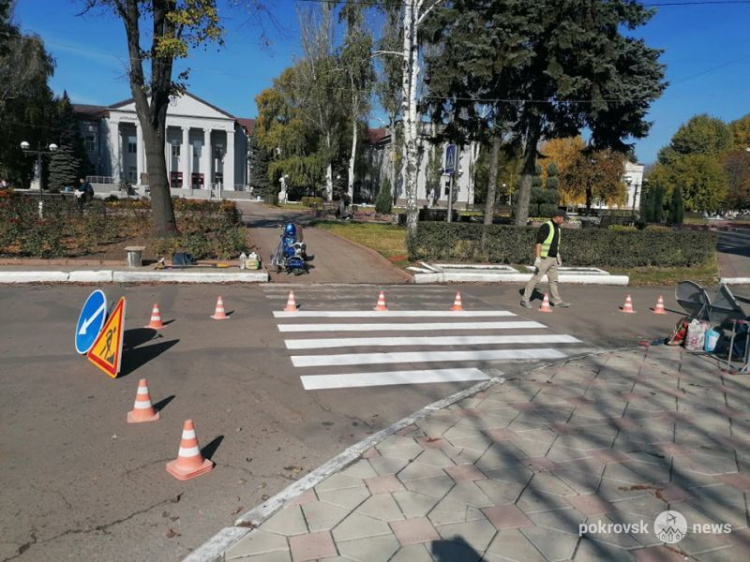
0 280 694 562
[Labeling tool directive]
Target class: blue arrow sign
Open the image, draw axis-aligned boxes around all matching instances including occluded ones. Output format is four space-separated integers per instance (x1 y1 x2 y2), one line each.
444 144 457 174
75 290 107 355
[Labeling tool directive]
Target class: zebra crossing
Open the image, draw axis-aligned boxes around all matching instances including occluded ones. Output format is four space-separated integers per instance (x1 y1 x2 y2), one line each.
265 287 588 391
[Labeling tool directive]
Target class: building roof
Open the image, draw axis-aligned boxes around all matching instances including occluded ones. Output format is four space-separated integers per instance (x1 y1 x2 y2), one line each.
367 127 388 145
73 104 109 120
236 118 256 135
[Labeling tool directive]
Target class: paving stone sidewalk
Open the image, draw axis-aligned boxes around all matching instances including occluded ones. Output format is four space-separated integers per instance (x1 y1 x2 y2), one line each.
223 346 750 562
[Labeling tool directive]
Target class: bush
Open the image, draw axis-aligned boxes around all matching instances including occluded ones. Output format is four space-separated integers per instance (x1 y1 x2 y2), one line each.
301 196 324 208
407 222 716 268
375 178 393 215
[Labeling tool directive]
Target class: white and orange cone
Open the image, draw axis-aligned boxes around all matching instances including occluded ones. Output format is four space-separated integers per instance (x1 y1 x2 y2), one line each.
450 292 464 312
165 420 214 481
374 291 388 312
652 295 666 314
127 379 160 423
145 303 165 330
210 296 229 320
539 293 553 312
284 291 298 312
621 294 636 314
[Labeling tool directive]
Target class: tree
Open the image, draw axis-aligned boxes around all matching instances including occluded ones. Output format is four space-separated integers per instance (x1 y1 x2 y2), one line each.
649 154 728 212
424 139 443 208
339 1 375 203
657 114 732 165
373 3 403 199
668 185 684 225
248 131 273 199
563 149 627 212
375 177 393 214
422 0 665 227
294 3 346 202
50 92 91 180
81 0 224 236
398 0 446 235
729 115 750 151
723 149 750 211
539 137 585 205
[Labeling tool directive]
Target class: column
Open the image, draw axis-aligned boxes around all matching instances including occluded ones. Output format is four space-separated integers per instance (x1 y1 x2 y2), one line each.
109 120 121 181
135 124 144 184
201 129 211 188
224 128 235 191
182 127 191 189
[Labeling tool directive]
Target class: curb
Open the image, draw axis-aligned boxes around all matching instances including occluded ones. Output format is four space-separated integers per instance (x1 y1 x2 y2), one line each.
0 270 269 284
183 374 504 562
413 272 630 285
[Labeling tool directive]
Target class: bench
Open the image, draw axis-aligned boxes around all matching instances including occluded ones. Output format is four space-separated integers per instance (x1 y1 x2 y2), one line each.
124 246 146 268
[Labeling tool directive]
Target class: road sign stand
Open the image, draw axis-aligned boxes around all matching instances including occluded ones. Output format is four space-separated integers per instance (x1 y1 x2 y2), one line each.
75 290 108 355
87 297 126 378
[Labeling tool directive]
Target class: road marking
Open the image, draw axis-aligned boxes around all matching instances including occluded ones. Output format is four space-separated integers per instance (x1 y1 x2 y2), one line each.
286 334 582 349
278 321 546 333
273 310 515 318
301 368 491 390
291 348 567 367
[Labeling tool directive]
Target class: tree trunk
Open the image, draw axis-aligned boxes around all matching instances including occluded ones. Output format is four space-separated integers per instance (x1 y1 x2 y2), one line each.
484 135 501 226
402 0 419 235
348 112 357 202
325 132 333 201
514 114 542 226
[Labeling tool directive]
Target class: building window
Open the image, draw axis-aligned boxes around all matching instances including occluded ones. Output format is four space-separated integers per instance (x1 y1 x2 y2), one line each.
172 144 181 157
128 166 137 182
84 135 95 152
127 137 137 154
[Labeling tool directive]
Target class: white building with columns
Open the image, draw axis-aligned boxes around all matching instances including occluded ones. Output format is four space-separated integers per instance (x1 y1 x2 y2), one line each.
74 92 254 193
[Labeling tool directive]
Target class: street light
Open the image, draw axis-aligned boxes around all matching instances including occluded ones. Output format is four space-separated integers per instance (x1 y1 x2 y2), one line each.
20 141 58 216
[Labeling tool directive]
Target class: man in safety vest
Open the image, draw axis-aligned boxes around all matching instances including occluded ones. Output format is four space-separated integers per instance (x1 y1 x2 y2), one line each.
520 209 571 309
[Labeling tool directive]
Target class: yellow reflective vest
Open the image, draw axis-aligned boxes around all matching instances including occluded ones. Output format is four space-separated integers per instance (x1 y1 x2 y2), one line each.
540 221 560 258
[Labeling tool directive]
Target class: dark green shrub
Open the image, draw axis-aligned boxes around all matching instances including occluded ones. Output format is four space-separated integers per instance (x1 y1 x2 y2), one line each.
375 178 393 215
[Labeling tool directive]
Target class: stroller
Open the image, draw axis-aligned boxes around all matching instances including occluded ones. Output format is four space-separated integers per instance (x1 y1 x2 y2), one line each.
271 223 310 275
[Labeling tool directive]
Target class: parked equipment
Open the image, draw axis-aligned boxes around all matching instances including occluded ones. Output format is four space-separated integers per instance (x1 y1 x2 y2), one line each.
271 223 311 275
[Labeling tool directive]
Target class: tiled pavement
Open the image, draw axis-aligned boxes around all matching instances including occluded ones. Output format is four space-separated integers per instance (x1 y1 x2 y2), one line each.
223 345 750 562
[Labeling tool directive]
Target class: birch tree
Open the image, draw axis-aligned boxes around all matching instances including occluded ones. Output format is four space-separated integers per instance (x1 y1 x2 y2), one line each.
340 2 374 203
400 0 445 234
295 3 345 202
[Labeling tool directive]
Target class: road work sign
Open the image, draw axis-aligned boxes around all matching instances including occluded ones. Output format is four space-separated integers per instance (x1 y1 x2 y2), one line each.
75 290 107 354
87 297 126 378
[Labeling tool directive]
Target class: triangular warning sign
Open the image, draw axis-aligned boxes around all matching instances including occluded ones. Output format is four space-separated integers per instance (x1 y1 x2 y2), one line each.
87 297 126 378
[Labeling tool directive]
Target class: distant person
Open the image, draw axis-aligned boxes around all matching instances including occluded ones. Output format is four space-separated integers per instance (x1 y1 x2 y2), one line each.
75 177 94 206
0 179 7 190
520 209 571 309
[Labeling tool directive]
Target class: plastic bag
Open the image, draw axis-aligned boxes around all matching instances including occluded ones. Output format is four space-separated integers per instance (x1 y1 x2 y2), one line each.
685 319 708 352
704 328 720 352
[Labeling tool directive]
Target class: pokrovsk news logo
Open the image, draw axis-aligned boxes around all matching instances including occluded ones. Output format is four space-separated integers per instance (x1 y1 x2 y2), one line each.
578 510 732 544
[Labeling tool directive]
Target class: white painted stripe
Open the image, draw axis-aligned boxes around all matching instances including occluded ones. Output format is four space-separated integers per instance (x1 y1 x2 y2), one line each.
134 401 153 409
137 387 149 395
291 348 566 367
179 446 201 457
273 310 515 318
286 334 582 349
301 368 491 390
182 429 196 439
278 321 546 333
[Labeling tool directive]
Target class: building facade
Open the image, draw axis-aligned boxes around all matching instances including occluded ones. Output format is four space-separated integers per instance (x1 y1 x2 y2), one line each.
74 92 255 191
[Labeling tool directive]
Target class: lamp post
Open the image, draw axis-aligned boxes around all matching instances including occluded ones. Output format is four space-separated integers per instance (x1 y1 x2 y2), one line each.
20 141 58 217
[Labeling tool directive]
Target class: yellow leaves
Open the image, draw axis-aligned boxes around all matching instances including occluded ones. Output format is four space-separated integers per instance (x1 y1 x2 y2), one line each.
155 0 223 58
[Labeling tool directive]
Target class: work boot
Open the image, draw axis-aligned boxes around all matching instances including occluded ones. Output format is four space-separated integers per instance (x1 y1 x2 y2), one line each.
520 300 533 309
554 301 571 308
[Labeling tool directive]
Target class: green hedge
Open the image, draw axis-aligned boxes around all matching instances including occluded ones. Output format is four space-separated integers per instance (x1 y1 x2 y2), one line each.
407 222 717 268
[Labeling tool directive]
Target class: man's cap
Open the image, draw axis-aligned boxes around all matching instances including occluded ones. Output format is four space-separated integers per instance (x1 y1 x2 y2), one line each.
552 209 569 219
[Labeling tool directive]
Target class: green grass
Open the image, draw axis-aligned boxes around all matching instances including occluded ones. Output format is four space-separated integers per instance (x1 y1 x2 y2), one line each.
313 220 409 266
314 220 721 286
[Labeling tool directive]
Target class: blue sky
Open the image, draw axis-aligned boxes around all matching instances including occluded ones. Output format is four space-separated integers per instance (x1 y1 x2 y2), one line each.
14 0 750 164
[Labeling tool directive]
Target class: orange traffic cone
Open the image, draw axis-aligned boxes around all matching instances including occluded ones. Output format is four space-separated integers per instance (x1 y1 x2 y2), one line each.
652 295 666 314
621 294 636 313
374 291 388 312
145 303 165 329
166 420 214 481
127 379 160 423
284 291 298 312
450 292 464 311
210 296 229 320
539 293 553 312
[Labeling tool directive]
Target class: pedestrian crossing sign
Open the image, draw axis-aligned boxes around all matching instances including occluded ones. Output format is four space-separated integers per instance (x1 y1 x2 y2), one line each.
87 297 126 378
